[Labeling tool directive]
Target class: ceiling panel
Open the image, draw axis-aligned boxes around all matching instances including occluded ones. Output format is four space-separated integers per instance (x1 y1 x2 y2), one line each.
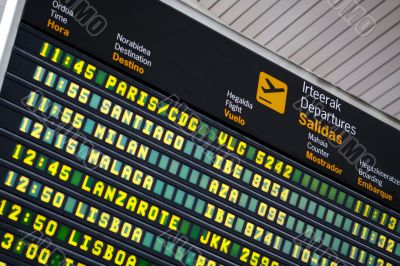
187 0 400 122
229 0 278 32
241 0 299 38
208 0 238 16
336 37 400 93
384 97 400 115
289 0 383 64
253 0 319 45
219 0 258 24
0 0 5 19
276 0 360 58
303 0 398 71
329 25 400 85
259 1 334 51
360 67 400 102
342 46 400 97
198 0 219 9
369 81 400 108
313 1 400 77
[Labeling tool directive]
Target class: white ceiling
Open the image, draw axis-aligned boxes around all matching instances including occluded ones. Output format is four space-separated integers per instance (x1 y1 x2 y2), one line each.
184 0 400 122
0 0 5 20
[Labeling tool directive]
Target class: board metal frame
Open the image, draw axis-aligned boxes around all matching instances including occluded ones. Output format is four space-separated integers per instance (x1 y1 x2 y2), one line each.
0 0 25 91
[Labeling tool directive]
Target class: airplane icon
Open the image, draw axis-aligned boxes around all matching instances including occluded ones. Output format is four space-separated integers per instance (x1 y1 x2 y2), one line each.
262 79 286 93
259 79 286 104
256 72 288 114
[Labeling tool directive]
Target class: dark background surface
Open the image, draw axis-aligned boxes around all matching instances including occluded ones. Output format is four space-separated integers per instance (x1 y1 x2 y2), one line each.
19 0 400 211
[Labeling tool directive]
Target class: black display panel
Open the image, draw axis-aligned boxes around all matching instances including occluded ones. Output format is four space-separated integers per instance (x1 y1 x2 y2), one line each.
0 0 399 265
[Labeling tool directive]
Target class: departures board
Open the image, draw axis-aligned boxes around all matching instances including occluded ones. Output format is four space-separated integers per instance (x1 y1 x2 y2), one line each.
0 0 399 266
